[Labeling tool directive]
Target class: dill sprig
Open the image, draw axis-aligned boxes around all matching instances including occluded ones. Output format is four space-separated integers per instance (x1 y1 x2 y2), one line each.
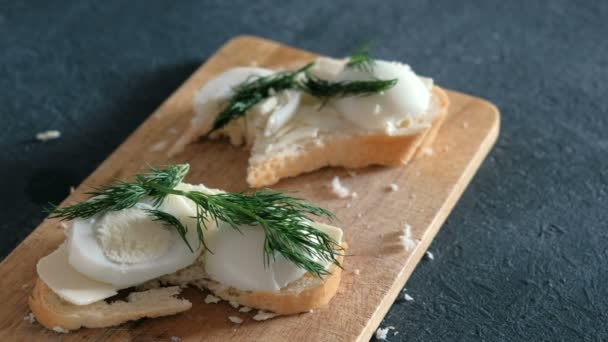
204 63 314 138
345 44 375 72
204 55 399 136
49 164 341 277
48 164 189 220
300 72 397 104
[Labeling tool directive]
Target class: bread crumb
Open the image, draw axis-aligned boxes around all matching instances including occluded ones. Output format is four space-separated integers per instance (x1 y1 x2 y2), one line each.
52 326 69 334
21 283 30 289
353 269 360 275
149 140 168 152
387 183 399 192
330 176 350 199
351 192 358 199
36 130 61 142
373 104 382 115
375 327 389 340
422 147 434 156
345 202 351 208
253 310 277 321
400 224 417 251
170 336 182 342
204 294 221 304
463 121 469 129
239 306 252 313
347 170 358 177
394 331 399 336
229 300 240 309
356 213 363 218
228 316 243 324
24 312 36 324
404 293 414 301
425 251 435 260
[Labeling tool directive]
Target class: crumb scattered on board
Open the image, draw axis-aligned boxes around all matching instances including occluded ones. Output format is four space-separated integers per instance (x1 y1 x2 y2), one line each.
422 147 434 156
170 336 181 342
149 140 168 152
387 183 399 192
23 312 36 324
330 176 350 199
463 121 469 129
228 316 243 324
400 224 418 251
353 269 360 276
229 300 239 309
239 306 252 313
52 326 69 334
425 251 435 260
36 130 61 142
357 213 363 218
253 310 277 321
204 294 221 304
404 293 414 301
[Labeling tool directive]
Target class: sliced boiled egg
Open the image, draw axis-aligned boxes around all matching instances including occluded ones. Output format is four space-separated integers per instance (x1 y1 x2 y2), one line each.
36 243 118 305
332 60 432 132
66 184 214 288
204 222 342 292
191 67 274 134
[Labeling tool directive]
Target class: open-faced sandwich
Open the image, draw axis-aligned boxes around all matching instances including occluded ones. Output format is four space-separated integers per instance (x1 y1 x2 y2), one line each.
29 164 345 332
171 49 449 187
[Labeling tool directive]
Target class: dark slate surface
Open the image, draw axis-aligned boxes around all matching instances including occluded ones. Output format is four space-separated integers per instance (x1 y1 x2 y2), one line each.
1 0 606 340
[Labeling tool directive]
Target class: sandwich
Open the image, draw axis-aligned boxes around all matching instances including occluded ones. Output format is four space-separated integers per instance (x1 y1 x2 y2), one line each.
171 51 449 187
29 164 345 332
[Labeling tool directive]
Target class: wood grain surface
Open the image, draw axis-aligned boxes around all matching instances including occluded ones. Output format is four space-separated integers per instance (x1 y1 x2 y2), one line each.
0 36 499 341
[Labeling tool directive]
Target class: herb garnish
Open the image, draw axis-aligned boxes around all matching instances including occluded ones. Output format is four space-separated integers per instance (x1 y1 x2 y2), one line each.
49 164 342 276
204 57 397 136
345 44 375 72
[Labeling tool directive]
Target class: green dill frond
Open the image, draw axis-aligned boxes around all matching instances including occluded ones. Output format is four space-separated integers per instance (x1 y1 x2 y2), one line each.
345 44 375 72
48 181 148 220
205 63 314 136
49 164 342 277
300 72 398 103
144 208 194 252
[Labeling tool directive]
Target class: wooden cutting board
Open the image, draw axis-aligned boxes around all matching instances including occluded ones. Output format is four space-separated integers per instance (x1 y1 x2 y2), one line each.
0 36 499 341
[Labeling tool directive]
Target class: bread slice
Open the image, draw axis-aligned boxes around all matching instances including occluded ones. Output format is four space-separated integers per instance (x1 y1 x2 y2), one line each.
29 278 191 331
194 247 345 315
29 227 346 330
247 86 449 187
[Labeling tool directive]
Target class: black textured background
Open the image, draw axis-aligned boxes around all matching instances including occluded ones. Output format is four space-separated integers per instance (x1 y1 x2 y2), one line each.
1 1 607 341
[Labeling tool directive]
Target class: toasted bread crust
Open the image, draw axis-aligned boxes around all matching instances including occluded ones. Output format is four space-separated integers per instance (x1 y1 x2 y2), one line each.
200 248 345 315
29 278 191 331
247 86 450 187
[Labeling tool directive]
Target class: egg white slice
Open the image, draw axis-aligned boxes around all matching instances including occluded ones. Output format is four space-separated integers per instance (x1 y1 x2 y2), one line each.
192 67 274 133
67 194 205 288
333 60 431 132
37 243 118 305
204 222 343 292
